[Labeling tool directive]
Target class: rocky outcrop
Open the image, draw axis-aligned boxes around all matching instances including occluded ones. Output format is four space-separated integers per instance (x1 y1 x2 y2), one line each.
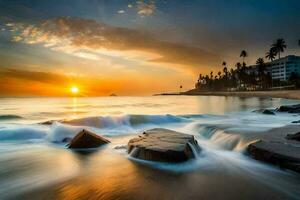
68 129 110 149
127 128 201 163
248 140 300 173
276 104 300 113
253 109 275 115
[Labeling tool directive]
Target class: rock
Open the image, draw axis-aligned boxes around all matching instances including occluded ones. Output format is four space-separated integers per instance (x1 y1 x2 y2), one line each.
286 132 300 141
127 128 201 163
62 137 72 143
247 140 300 173
114 145 127 150
68 129 110 149
39 120 56 125
253 109 275 115
291 120 300 123
276 104 300 113
262 109 275 115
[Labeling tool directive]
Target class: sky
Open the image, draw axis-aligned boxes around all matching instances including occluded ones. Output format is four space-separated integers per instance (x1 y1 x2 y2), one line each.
0 0 300 96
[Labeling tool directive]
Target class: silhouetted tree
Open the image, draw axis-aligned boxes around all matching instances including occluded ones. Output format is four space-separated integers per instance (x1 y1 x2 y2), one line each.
256 57 266 88
265 47 276 61
272 38 287 59
240 50 248 64
218 71 222 79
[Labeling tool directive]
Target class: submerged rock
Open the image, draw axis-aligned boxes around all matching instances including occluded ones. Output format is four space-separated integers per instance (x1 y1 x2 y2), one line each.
253 109 275 115
68 129 110 149
127 128 201 163
286 132 300 141
291 120 300 124
248 140 300 173
276 104 300 113
39 120 57 125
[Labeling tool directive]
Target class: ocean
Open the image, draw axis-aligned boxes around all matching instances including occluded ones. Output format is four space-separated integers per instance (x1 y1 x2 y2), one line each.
0 96 299 199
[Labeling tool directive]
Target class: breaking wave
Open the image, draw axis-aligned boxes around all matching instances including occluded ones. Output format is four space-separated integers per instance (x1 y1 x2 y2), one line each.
63 114 189 128
0 114 191 142
0 125 48 140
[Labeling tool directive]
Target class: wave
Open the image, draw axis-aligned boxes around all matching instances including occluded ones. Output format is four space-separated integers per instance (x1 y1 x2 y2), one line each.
0 125 48 140
197 126 256 152
47 122 85 143
63 114 189 128
0 115 23 120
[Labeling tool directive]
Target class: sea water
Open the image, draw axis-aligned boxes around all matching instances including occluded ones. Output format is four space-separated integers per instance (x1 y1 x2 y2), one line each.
0 96 299 199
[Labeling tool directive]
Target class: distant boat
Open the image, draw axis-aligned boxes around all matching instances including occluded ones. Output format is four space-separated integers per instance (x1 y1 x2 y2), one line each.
110 93 117 96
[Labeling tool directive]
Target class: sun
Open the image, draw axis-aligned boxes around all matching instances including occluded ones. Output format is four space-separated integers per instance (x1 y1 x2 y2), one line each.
70 86 79 94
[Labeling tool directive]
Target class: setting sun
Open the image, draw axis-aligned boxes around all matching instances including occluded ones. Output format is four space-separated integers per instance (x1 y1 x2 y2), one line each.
70 86 79 94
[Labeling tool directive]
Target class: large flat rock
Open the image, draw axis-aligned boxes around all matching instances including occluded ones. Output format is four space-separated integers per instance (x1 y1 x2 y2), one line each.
128 128 201 163
247 125 300 173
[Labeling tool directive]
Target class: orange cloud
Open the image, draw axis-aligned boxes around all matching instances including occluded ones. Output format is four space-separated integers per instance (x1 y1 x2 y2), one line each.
7 17 221 73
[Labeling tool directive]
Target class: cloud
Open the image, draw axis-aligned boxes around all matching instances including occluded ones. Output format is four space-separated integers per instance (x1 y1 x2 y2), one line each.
117 10 125 14
137 0 156 16
6 17 220 73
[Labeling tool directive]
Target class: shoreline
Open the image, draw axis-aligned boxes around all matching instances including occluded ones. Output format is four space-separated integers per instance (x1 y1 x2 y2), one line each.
158 90 300 100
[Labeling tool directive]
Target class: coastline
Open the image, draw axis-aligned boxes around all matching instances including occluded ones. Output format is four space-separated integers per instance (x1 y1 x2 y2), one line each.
17 124 300 199
159 90 300 100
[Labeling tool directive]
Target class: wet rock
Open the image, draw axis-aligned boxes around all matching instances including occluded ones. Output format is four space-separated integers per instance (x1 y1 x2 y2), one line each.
127 128 201 163
68 129 110 149
114 145 127 150
247 140 300 173
39 120 57 125
286 132 300 141
291 120 300 124
62 137 72 143
276 104 300 113
253 109 275 115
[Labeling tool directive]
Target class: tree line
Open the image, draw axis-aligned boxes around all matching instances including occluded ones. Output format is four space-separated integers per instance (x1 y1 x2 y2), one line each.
195 39 300 91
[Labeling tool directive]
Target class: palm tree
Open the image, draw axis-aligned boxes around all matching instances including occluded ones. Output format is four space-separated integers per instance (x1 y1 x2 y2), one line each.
223 66 228 78
198 74 203 82
256 57 265 66
218 71 222 79
222 61 227 67
256 57 266 89
240 50 248 64
235 62 242 71
222 61 227 75
272 38 287 59
265 47 276 61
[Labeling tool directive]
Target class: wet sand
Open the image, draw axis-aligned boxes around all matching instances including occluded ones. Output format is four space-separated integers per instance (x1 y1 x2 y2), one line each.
15 132 300 200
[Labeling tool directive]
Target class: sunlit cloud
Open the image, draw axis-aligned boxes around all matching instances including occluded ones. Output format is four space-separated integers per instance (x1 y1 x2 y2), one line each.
137 0 156 16
6 17 219 73
117 10 125 14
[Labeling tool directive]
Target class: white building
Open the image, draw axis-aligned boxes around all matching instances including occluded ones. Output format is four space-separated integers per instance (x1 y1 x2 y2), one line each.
266 55 300 81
